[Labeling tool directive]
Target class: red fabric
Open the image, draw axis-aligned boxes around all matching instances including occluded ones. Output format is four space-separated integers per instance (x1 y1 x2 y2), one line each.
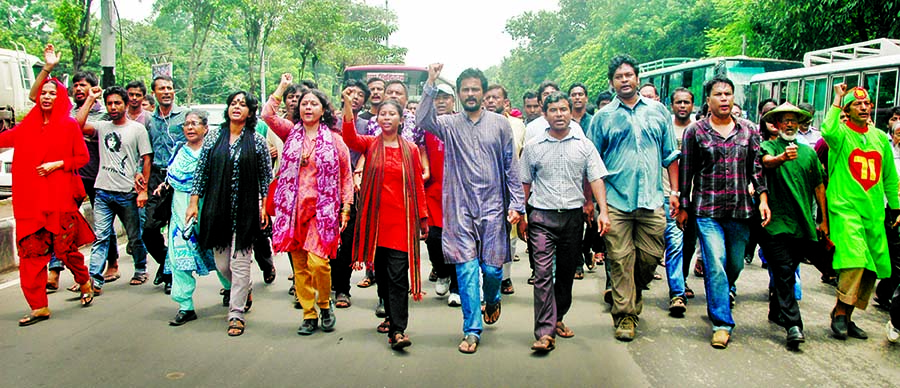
424 132 444 228
17 212 91 309
0 78 89 242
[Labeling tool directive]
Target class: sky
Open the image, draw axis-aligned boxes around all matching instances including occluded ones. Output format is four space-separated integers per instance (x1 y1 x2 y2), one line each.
113 0 560 81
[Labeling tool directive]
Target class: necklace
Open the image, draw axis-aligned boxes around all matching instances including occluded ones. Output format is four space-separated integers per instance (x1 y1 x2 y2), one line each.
301 136 314 166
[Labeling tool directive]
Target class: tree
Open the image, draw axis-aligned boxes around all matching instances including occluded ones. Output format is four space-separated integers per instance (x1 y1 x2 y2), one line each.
239 0 286 95
53 0 96 71
0 0 55 54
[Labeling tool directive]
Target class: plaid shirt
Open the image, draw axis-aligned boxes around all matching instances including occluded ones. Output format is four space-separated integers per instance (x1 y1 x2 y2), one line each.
679 117 766 219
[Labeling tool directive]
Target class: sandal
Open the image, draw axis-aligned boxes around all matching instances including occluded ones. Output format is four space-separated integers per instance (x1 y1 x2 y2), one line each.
66 283 80 293
594 252 605 266
531 335 556 352
288 285 295 296
483 301 501 325
103 271 121 283
458 334 479 354
684 286 695 299
377 319 391 333
357 277 374 288
80 282 94 307
18 313 50 327
244 290 253 313
46 270 60 292
693 261 705 277
390 332 412 350
574 271 584 280
227 318 245 337
130 273 149 285
555 321 575 338
335 293 351 308
263 269 276 284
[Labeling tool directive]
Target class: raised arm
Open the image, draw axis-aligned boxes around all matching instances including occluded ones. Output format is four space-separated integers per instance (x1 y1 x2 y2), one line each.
341 88 374 153
75 86 102 137
29 44 60 102
415 63 448 140
261 73 295 140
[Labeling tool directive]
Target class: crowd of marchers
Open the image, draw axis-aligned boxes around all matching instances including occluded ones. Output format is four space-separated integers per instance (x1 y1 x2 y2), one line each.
8 43 900 354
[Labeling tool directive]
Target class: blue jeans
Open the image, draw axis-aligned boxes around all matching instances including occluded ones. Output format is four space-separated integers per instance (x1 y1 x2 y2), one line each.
456 259 502 338
664 201 685 298
90 190 147 288
695 217 749 333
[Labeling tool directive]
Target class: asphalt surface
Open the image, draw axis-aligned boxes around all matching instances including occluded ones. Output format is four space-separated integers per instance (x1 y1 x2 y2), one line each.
1 240 899 388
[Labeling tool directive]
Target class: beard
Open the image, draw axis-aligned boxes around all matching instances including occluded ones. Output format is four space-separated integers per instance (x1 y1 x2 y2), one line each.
779 132 797 141
463 98 481 112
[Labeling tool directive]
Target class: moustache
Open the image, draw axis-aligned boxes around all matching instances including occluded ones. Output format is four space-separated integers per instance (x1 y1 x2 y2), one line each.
466 97 477 103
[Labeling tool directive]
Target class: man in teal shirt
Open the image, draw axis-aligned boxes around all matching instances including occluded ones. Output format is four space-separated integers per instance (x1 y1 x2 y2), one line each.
759 103 828 349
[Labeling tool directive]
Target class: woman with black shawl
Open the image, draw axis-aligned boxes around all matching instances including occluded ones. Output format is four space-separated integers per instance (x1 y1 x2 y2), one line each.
186 91 272 337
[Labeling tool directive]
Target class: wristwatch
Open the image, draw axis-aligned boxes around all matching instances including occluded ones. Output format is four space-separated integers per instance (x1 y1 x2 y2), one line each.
670 191 680 197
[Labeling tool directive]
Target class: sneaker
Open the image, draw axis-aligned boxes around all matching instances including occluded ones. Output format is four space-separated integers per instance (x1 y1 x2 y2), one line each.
614 316 637 341
786 326 805 348
169 310 197 326
448 293 461 307
375 298 386 318
297 318 318 335
711 329 730 349
428 269 438 282
435 277 450 296
668 296 686 317
320 308 336 332
527 273 535 285
886 321 900 343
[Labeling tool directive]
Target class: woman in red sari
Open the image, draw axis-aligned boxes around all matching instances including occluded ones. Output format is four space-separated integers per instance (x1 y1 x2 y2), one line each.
2 77 95 326
340 89 428 350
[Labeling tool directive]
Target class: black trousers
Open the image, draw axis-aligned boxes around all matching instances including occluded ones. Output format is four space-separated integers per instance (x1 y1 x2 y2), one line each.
142 167 168 269
375 247 409 336
875 208 900 304
527 208 581 324
759 232 807 329
680 212 697 280
253 232 274 274
331 205 357 296
425 226 458 293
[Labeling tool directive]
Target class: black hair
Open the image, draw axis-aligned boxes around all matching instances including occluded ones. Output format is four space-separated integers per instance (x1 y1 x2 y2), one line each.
72 71 99 87
703 76 735 99
537 80 559 102
607 54 640 82
300 79 318 90
891 106 900 117
125 80 147 96
367 77 385 87
151 75 174 92
293 89 336 129
595 90 613 106
103 86 129 105
487 84 508 99
757 98 777 113
385 79 408 95
541 91 572 112
568 82 588 96
523 91 538 103
285 84 306 99
343 78 371 102
639 83 658 95
377 100 406 133
696 103 709 120
456 68 488 95
144 95 156 107
671 87 694 103
224 90 259 131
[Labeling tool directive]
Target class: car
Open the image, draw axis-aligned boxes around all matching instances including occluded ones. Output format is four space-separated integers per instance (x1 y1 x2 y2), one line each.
0 149 12 197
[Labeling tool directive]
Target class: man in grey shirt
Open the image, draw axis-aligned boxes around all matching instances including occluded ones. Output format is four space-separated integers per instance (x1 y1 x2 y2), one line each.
519 91 610 352
76 86 152 293
416 64 525 354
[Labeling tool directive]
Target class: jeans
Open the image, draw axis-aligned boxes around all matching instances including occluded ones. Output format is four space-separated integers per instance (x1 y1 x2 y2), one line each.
426 226 459 293
50 179 118 272
695 217 749 333
663 201 685 298
456 258 502 338
90 190 147 288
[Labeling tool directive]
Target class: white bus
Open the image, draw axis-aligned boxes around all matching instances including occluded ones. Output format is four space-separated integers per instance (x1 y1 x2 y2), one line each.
0 43 42 130
749 38 900 129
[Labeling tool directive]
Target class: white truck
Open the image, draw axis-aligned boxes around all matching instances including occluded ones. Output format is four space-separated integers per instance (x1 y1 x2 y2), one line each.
0 43 42 131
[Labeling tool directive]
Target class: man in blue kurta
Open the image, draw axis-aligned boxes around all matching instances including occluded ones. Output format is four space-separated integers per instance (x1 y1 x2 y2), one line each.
416 64 525 354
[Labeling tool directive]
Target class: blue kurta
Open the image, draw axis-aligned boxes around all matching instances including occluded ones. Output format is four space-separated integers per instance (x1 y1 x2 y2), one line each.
416 84 526 267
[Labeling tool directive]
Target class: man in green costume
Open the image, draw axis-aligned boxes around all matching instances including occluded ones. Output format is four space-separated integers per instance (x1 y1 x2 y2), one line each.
760 102 828 348
823 83 900 340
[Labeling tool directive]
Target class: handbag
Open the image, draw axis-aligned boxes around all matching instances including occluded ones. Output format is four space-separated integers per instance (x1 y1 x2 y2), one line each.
147 142 185 229
72 172 87 205
265 176 278 217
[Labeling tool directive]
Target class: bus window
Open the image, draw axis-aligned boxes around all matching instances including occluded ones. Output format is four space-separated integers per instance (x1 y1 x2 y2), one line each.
845 74 860 88
802 78 816 104
872 70 897 128
689 67 708 102
787 80 800 105
814 78 827 124
749 83 760 120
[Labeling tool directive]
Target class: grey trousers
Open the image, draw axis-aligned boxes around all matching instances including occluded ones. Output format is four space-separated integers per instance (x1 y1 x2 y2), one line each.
214 234 254 322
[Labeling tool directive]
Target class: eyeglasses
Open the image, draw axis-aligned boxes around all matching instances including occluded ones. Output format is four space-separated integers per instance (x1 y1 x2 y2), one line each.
184 120 204 127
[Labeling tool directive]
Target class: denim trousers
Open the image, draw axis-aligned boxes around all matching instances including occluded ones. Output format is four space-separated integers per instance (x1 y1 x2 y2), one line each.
695 217 750 333
456 258 502 338
663 201 685 299
90 189 147 288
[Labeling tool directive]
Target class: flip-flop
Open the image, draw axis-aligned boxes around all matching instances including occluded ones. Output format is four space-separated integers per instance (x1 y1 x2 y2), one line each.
335 293 351 308
458 334 479 354
376 319 391 333
531 335 556 352
66 283 80 293
227 318 245 337
18 314 50 327
483 302 501 325
357 277 374 288
103 273 121 283
555 321 575 338
130 273 148 286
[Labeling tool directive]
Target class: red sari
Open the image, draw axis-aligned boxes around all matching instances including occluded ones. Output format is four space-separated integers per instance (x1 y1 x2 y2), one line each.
0 78 93 309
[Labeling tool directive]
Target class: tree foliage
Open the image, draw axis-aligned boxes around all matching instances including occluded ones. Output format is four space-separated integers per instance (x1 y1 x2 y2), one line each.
53 0 96 71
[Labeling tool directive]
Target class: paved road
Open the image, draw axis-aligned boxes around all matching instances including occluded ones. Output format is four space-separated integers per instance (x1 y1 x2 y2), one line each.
1 240 899 388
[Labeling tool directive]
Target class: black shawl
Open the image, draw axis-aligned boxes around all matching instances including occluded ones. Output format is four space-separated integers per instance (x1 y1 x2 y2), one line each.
199 126 260 251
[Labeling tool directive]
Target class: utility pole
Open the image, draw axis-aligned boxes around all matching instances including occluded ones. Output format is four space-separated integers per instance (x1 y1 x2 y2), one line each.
100 0 117 87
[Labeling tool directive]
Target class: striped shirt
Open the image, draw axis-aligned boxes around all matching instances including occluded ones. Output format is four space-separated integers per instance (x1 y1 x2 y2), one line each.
679 117 767 219
520 128 607 210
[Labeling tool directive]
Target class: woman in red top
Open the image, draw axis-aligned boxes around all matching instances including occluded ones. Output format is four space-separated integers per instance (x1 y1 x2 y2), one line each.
2 77 95 326
267 88 353 336
341 89 428 350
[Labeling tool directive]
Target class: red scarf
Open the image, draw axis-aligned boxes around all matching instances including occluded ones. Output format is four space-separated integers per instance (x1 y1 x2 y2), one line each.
352 136 424 301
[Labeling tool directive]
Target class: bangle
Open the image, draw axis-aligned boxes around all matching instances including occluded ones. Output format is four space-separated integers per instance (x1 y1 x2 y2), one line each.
40 68 50 74
832 104 842 109
272 94 283 102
